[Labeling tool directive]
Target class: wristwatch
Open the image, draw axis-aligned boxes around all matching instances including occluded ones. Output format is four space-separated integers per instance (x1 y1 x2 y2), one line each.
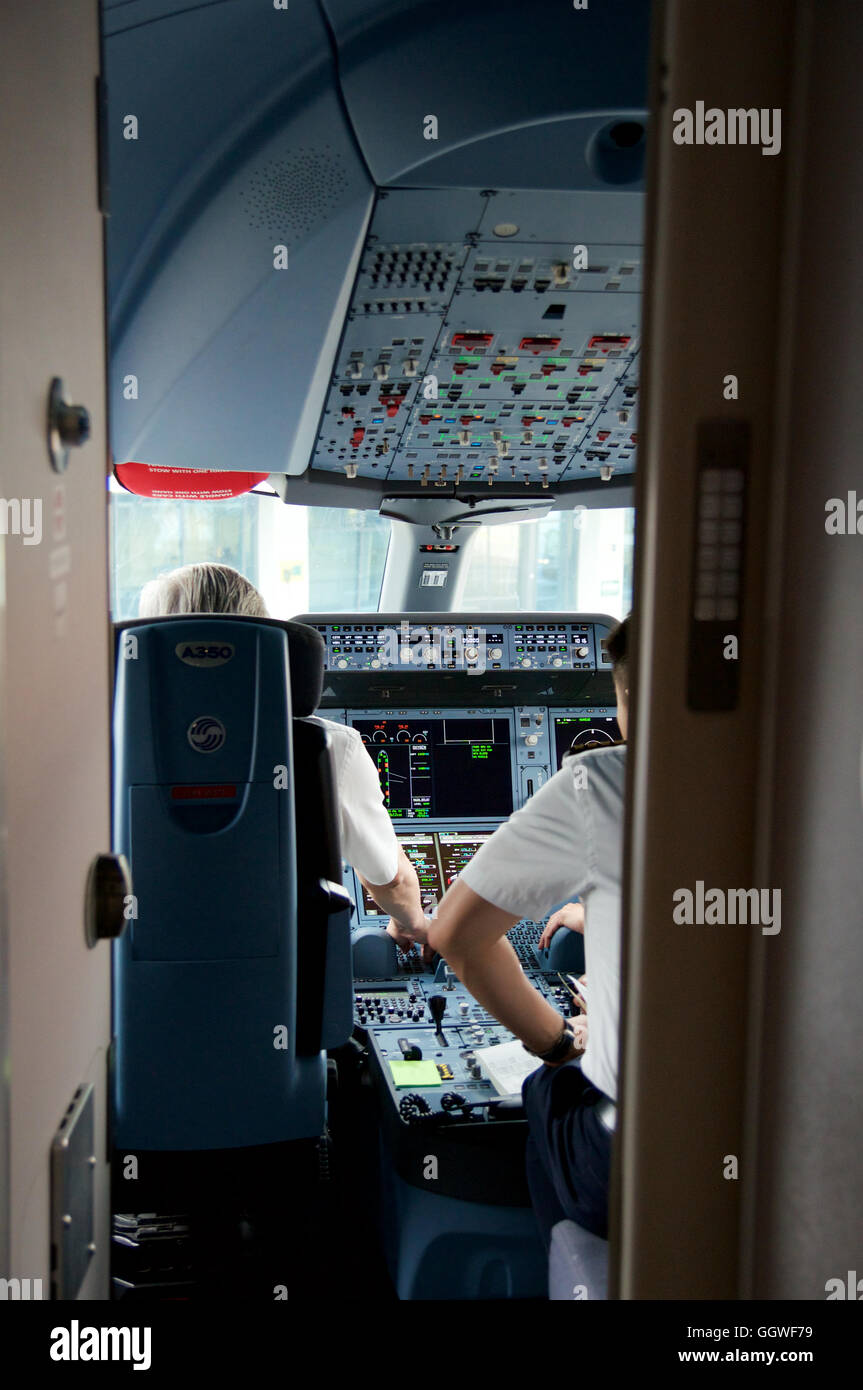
523 1022 576 1065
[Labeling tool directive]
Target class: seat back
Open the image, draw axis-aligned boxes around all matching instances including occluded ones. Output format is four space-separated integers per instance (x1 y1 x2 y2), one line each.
548 1220 609 1300
292 715 353 1054
111 615 348 1151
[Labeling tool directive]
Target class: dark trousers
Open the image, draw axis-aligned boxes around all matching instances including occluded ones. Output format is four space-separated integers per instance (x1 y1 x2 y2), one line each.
522 1059 613 1250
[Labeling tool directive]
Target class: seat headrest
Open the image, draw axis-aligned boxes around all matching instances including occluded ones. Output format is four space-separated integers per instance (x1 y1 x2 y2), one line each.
114 615 325 717
282 619 325 716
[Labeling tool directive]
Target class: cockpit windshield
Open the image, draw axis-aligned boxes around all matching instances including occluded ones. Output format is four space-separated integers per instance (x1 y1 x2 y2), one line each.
109 480 633 620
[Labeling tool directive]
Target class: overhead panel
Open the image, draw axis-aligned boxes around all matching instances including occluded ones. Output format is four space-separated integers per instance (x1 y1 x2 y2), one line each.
309 190 642 487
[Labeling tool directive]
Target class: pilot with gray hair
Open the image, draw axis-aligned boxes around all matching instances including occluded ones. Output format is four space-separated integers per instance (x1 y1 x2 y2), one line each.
138 563 429 949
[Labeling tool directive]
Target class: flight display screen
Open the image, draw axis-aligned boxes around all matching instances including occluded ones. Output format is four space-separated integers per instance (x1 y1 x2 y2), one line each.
359 833 443 917
552 713 620 769
358 830 494 917
351 716 514 820
437 832 493 889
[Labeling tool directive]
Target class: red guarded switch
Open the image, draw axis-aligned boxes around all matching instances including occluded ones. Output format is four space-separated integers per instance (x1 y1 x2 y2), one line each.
379 393 405 417
451 332 494 350
350 427 365 448
519 336 562 353
587 334 631 351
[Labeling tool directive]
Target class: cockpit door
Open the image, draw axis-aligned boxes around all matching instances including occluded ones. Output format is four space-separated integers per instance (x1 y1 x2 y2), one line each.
618 0 796 1298
0 0 112 1297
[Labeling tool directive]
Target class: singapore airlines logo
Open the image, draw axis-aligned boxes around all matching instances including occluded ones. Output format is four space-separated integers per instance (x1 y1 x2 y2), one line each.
187 715 227 753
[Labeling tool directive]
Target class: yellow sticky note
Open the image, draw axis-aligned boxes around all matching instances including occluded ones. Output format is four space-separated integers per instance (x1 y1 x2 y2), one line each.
388 1060 442 1088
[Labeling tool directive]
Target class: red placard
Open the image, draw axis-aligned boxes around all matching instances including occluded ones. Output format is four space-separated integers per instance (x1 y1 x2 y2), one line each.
115 462 269 500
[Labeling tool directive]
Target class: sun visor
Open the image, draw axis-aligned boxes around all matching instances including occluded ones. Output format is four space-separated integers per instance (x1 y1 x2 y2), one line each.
114 463 269 500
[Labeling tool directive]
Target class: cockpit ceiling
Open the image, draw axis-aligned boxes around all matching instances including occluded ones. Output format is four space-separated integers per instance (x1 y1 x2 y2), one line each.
103 0 649 498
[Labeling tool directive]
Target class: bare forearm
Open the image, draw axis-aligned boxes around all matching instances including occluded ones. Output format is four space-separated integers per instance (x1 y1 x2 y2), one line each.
428 884 565 1053
360 848 424 933
449 936 564 1053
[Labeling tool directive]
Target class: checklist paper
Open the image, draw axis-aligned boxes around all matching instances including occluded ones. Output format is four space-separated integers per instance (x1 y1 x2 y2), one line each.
476 1041 543 1096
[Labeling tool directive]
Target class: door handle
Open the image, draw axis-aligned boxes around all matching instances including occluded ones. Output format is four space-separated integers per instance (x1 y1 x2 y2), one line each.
47 376 91 473
84 853 132 947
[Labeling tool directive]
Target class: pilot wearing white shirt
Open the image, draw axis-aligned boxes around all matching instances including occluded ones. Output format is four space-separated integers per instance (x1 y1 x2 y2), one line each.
315 714 427 939
427 615 630 1245
137 563 428 945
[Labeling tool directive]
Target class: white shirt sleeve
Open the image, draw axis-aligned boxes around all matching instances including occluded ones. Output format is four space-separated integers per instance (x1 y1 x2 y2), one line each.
332 725 400 887
457 761 596 920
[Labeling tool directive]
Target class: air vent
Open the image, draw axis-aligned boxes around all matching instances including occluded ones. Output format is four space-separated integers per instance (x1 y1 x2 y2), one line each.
240 148 349 237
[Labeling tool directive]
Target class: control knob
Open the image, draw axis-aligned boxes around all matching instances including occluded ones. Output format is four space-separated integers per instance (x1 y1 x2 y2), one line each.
576 645 589 658
489 647 503 660
337 658 348 669
524 733 539 747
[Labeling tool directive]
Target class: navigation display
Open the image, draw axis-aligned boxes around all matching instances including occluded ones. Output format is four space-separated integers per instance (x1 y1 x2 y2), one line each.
358 830 494 917
437 832 493 889
552 713 620 769
351 716 514 820
359 833 443 917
